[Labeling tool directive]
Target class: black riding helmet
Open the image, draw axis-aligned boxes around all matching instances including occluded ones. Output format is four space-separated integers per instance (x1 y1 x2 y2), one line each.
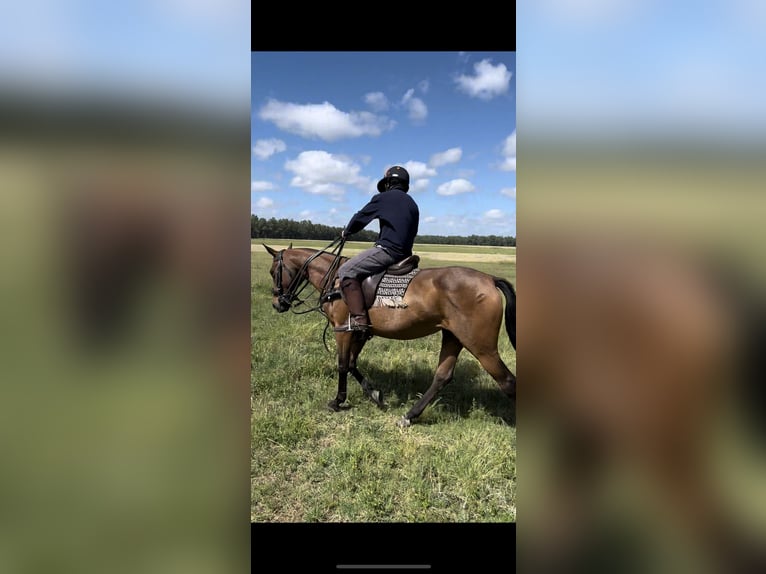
376 165 410 193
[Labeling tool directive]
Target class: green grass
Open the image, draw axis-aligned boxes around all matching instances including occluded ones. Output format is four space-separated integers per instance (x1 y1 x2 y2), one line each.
251 240 516 522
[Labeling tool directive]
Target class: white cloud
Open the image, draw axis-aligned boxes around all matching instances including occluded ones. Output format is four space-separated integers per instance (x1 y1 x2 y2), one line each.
429 147 463 167
401 88 428 122
499 131 516 172
407 98 428 122
256 197 274 208
504 130 516 154
410 179 430 193
455 59 513 100
252 138 286 160
402 161 437 179
364 91 389 112
501 187 516 198
299 209 312 218
399 161 436 193
418 80 430 94
436 179 476 196
258 98 395 141
424 216 437 223
284 150 370 199
500 157 517 171
251 180 275 192
484 209 505 219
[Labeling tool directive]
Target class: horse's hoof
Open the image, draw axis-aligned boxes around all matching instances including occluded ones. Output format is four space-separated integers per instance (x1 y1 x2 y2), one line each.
397 416 411 428
371 390 385 408
327 400 341 412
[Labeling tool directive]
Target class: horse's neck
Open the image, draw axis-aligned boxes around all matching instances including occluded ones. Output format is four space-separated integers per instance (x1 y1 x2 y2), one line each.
290 250 333 290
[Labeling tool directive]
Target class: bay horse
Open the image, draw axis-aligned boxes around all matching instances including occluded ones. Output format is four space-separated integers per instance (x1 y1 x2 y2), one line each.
262 242 516 427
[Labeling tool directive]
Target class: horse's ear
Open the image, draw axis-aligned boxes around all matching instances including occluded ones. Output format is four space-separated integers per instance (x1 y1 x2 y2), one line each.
263 244 278 257
288 242 293 249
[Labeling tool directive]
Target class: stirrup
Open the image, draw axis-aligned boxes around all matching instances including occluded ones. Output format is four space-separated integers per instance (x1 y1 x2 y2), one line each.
333 316 371 332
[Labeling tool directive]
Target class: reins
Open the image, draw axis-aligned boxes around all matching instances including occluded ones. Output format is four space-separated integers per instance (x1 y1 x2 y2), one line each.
276 236 346 313
274 237 347 352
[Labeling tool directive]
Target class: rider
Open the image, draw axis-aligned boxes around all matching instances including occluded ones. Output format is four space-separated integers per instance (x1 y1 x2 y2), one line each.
335 165 420 332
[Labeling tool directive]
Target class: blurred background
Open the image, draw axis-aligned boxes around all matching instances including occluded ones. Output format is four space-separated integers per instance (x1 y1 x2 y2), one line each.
0 1 250 573
517 1 766 573
3 1 766 573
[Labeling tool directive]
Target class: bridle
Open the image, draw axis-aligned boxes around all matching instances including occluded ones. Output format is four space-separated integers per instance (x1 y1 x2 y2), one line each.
271 237 346 314
273 249 300 309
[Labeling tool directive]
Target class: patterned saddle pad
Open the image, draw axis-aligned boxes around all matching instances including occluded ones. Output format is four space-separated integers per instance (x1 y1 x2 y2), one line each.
370 268 420 308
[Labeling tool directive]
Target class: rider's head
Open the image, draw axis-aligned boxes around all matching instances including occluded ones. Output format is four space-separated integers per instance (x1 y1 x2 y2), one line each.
376 165 410 193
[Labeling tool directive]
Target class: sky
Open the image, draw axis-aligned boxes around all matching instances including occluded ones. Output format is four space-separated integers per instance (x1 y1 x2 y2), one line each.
0 0 250 113
519 0 766 140
250 52 516 238
5 1 764 237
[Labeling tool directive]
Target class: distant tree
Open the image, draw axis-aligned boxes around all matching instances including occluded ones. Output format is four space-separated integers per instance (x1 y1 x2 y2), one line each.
250 215 515 246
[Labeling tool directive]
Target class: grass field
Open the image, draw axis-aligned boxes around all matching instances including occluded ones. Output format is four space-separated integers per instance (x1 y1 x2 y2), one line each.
251 240 516 522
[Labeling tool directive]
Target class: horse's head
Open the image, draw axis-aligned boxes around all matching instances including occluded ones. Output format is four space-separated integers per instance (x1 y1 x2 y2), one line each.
263 243 295 313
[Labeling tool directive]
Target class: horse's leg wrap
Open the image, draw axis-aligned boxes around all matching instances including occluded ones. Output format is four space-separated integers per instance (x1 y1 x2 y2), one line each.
329 344 350 411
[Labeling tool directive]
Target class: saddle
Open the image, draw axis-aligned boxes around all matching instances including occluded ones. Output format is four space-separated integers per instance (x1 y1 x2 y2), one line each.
361 255 420 309
322 255 420 309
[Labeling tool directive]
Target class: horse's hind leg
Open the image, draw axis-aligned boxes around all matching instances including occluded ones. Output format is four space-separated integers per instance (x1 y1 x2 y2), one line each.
399 330 463 427
475 350 516 399
349 336 384 409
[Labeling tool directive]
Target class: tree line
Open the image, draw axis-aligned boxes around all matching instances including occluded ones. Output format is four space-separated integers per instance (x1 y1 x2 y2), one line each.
251 215 515 247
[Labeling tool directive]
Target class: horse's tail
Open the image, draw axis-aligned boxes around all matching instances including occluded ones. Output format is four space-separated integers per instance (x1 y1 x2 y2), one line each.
494 278 516 350
706 258 766 444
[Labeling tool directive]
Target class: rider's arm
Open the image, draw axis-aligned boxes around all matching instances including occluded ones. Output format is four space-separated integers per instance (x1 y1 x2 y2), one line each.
344 195 382 236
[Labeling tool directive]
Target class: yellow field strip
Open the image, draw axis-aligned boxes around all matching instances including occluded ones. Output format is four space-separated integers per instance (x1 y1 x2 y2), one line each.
252 243 515 263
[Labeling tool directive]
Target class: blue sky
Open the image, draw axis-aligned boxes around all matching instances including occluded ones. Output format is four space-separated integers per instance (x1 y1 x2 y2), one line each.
0 0 250 113
519 0 766 139
251 52 516 237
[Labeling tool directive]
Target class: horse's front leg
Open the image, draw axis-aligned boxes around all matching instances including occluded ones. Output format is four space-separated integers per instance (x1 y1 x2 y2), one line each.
328 332 352 412
349 335 385 409
350 368 384 409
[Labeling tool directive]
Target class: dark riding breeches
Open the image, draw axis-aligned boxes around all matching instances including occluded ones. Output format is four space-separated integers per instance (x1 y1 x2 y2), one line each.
338 245 397 282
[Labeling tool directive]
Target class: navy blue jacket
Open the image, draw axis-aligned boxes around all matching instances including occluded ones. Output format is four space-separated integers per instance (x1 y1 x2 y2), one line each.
345 189 419 260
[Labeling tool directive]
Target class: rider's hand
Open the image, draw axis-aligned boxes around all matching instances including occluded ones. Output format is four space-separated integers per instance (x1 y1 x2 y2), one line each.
341 229 348 239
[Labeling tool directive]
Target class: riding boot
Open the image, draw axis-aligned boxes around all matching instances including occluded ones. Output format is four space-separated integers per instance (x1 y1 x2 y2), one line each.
335 278 371 332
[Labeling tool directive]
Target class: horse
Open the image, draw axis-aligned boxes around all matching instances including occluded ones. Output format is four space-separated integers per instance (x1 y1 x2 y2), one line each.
262 242 516 427
517 234 766 573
